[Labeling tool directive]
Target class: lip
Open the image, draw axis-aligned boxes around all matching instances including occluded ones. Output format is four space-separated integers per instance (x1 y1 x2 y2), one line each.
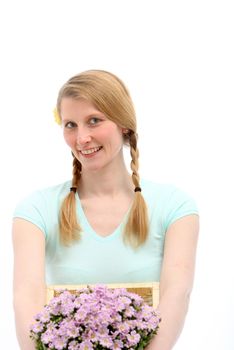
78 146 102 151
78 146 103 158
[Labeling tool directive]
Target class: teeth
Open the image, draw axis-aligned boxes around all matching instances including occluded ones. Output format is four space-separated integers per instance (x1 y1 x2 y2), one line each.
81 147 101 155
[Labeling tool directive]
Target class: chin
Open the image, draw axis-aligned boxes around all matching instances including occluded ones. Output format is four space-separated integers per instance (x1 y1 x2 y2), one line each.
81 163 104 172
83 160 114 173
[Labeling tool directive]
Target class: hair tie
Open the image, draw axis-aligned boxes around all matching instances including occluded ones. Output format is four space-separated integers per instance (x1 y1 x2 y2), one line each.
70 187 77 193
134 187 141 192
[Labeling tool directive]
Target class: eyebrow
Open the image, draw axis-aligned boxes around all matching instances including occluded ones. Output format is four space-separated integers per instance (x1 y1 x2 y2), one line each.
62 113 106 123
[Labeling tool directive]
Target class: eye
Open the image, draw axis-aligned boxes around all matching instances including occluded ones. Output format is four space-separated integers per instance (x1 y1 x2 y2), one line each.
64 121 77 129
89 117 101 125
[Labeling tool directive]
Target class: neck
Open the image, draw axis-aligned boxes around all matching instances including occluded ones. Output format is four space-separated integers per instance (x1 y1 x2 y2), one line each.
78 158 134 199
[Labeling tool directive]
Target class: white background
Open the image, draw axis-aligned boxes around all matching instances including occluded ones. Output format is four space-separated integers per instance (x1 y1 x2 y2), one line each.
0 0 233 348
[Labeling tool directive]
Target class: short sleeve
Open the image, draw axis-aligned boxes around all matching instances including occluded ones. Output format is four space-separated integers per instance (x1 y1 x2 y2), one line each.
163 186 199 232
13 191 48 237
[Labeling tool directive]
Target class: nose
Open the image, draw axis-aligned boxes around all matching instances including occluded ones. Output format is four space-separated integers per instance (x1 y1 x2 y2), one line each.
76 127 92 146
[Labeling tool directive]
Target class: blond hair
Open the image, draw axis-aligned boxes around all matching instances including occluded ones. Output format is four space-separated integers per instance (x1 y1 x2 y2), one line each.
56 70 149 247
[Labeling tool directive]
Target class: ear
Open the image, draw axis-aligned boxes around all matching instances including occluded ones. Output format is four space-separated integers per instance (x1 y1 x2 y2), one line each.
122 128 129 134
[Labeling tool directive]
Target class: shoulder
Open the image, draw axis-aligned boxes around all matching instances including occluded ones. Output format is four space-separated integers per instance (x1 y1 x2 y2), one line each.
13 181 72 236
140 178 180 202
141 178 197 202
14 180 71 208
141 178 199 231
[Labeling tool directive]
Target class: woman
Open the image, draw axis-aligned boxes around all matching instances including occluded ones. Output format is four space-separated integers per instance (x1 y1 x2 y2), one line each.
12 69 199 350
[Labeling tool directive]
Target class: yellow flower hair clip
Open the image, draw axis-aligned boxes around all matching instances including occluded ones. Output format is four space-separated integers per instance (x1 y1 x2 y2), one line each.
53 108 62 125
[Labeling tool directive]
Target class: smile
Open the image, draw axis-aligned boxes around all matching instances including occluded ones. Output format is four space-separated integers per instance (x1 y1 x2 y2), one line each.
80 146 103 155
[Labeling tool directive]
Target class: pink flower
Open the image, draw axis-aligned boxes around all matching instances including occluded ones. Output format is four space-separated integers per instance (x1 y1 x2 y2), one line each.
79 340 93 350
127 331 141 346
30 322 44 333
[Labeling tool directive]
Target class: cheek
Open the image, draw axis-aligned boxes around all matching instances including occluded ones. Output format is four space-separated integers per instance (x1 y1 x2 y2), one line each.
98 125 123 142
63 132 75 148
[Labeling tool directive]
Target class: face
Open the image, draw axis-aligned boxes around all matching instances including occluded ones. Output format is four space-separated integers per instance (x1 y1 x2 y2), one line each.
60 97 125 172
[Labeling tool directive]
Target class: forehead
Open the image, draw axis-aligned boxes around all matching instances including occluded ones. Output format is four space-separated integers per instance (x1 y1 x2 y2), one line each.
60 97 102 118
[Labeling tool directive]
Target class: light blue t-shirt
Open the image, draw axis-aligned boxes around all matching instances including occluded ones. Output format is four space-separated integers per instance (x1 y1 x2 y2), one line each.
13 179 199 285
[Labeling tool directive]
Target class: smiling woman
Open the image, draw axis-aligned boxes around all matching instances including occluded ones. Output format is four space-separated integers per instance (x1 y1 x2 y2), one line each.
53 70 148 247
12 69 199 350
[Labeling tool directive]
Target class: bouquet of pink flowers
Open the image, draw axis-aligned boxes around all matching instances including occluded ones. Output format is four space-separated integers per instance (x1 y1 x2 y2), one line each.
30 285 161 350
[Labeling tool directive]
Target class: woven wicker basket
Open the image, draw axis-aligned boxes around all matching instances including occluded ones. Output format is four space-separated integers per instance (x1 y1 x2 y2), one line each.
46 282 160 308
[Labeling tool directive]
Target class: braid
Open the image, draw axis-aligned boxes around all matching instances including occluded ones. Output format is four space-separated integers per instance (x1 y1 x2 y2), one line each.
124 132 149 247
59 155 82 245
129 132 140 188
71 153 82 186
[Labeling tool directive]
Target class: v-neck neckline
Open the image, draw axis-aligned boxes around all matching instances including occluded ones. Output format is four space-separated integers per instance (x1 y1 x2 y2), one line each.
75 192 132 241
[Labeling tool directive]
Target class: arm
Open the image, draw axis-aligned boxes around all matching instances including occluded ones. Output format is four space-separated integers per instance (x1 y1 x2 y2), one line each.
12 218 46 350
148 214 199 350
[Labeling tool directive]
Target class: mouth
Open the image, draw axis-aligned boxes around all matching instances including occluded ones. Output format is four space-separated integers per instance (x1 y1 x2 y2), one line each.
79 146 103 156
